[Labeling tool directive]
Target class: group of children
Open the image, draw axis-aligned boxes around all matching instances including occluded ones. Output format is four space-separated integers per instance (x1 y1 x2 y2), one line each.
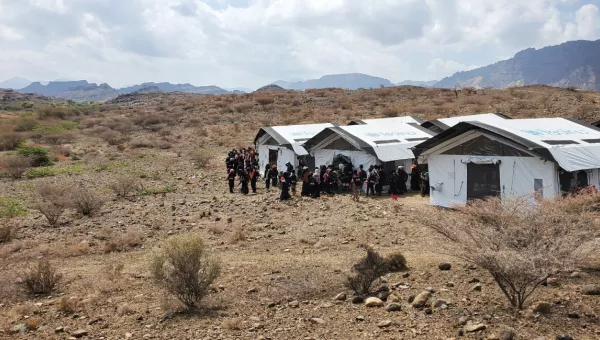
225 149 430 201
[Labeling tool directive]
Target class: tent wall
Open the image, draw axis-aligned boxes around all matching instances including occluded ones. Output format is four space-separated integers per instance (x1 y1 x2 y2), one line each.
257 145 298 175
427 155 557 207
313 149 379 170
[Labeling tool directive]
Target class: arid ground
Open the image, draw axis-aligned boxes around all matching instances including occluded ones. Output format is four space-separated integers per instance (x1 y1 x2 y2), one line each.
1 85 599 339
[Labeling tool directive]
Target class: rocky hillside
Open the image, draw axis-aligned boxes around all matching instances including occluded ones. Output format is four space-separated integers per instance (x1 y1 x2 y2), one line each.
0 77 31 89
118 82 230 95
274 73 394 90
20 80 89 96
58 83 120 102
397 80 438 87
436 39 600 90
254 84 287 93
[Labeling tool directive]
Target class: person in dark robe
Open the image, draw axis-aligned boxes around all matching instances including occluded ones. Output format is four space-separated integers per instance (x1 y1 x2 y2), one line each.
351 170 361 201
227 169 236 193
270 165 279 189
249 166 259 193
410 164 420 191
240 170 249 195
397 166 408 194
309 172 320 198
420 171 430 197
289 171 298 195
366 166 377 197
301 167 310 196
375 166 385 196
358 165 367 194
280 176 291 201
265 164 272 191
388 168 398 195
285 162 294 174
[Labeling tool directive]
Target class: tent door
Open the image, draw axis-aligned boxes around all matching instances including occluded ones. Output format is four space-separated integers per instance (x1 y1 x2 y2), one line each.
467 163 500 199
269 149 278 166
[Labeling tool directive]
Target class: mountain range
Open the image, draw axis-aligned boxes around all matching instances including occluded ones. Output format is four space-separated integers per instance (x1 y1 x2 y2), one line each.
273 73 395 90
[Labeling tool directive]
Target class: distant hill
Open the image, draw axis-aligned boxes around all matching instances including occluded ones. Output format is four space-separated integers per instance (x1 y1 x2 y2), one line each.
397 80 438 87
134 85 162 93
274 73 394 90
59 83 120 102
0 77 31 89
254 84 287 93
20 80 89 96
118 82 229 95
435 39 600 90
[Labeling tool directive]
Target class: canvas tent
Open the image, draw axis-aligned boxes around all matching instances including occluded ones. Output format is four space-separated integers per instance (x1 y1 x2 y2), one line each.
348 116 423 126
421 113 511 134
254 123 336 174
594 120 600 128
413 118 600 207
304 123 435 187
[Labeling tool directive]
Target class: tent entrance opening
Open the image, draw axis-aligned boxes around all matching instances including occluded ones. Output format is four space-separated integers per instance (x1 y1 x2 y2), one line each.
268 149 278 166
467 163 500 199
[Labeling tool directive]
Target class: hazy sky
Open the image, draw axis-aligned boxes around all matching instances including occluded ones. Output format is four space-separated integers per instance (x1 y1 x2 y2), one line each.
1 0 599 89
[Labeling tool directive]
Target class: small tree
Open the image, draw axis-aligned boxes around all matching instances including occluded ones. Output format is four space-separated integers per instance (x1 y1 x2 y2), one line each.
34 183 69 226
345 246 390 296
70 187 104 216
21 259 62 295
0 155 30 179
150 234 220 310
109 175 139 198
417 196 599 309
190 150 212 168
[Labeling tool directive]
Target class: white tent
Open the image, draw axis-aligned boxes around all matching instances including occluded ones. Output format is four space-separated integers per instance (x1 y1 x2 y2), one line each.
349 116 423 126
421 113 510 133
413 118 600 207
304 123 435 187
254 123 335 174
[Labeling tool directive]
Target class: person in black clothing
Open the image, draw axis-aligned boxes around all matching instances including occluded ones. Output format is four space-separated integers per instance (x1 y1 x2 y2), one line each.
285 162 294 174
388 168 398 195
358 165 367 193
375 166 384 196
240 170 249 195
410 164 420 191
249 166 259 193
280 176 291 201
227 169 236 193
301 167 310 196
269 165 279 189
397 166 408 194
289 171 298 195
367 167 377 197
420 171 430 197
351 170 361 201
308 172 320 198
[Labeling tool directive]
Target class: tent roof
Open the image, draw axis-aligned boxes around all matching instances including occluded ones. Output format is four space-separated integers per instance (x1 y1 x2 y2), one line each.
422 113 510 131
414 118 600 171
304 123 435 162
254 123 336 156
348 116 424 126
594 120 600 127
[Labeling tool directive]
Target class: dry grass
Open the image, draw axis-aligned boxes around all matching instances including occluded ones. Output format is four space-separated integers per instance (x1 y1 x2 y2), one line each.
70 186 105 216
228 227 246 244
109 175 140 198
35 183 70 226
21 259 62 295
0 224 13 243
0 155 30 179
57 296 79 314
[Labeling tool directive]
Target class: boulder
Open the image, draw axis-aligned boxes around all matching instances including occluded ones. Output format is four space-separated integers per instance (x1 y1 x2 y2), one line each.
581 284 600 296
464 323 486 333
72 329 88 338
439 263 452 271
377 320 392 328
532 302 552 315
351 296 364 304
365 297 384 307
334 293 346 301
412 291 432 308
385 303 402 312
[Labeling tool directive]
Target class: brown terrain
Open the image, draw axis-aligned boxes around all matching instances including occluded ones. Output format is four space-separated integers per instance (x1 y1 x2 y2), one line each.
0 85 599 340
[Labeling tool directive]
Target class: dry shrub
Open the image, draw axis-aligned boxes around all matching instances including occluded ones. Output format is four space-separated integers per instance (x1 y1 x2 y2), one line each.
222 318 241 330
385 251 407 272
109 175 139 198
103 262 124 281
345 246 390 296
100 129 129 145
102 230 143 253
190 150 212 168
57 296 78 314
130 138 156 148
381 106 401 117
70 187 104 216
0 155 30 179
0 224 14 243
417 195 600 309
21 259 62 295
34 183 70 226
0 132 24 151
42 132 75 145
233 102 254 113
228 227 246 244
376 89 392 98
150 234 220 310
25 318 40 331
255 96 275 105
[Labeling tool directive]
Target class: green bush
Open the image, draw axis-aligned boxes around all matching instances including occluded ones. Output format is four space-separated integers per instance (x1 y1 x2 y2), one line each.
139 184 177 196
21 102 34 109
16 145 52 167
26 167 57 179
0 198 27 218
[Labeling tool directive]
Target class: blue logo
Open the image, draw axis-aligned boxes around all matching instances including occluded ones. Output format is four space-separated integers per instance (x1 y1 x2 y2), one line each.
520 129 589 136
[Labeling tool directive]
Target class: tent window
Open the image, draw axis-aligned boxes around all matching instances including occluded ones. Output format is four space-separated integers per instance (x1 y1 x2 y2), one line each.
405 137 430 142
373 139 401 145
582 138 600 144
542 140 579 145
442 135 531 157
293 138 311 143
264 136 279 146
323 137 360 151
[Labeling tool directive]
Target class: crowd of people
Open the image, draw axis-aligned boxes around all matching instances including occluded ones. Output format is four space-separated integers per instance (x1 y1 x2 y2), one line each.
224 148 430 201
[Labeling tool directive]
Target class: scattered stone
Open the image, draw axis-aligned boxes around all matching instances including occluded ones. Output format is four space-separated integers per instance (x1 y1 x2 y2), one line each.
566 312 579 319
425 287 436 294
377 320 392 328
309 318 325 325
72 329 88 338
365 297 384 307
10 324 27 334
351 296 364 304
581 284 600 296
288 301 299 308
227 217 232 223
532 302 552 315
471 283 482 292
464 323 487 333
247 287 258 294
498 326 517 340
385 303 401 312
412 291 432 308
570 271 584 278
545 277 559 286
424 308 433 314
55 327 65 333
457 316 469 326
445 282 455 288
556 334 573 340
377 290 390 301
433 299 449 309
469 278 480 283
387 293 400 303
407 295 415 303
355 315 365 321
402 273 410 278
125 332 133 338
334 293 346 301
439 263 452 271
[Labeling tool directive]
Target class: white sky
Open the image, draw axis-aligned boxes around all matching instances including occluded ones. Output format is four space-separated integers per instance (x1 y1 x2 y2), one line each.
0 0 599 89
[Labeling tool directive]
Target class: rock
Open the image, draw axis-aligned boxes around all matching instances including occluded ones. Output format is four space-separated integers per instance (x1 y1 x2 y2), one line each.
498 326 517 340
402 273 410 278
125 332 133 338
407 295 415 303
288 300 299 308
445 282 455 288
309 318 325 325
227 217 232 223
425 287 436 293
412 291 432 308
364 297 384 307
464 323 487 333
566 312 579 319
387 293 400 303
532 302 552 315
351 296 364 304
247 287 258 294
471 283 482 292
457 316 469 326
424 308 433 314
570 271 584 278
10 324 27 334
433 299 449 309
334 293 346 301
55 327 65 333
355 315 365 321
469 278 480 283
545 277 559 286
377 290 389 301
72 329 88 338
439 263 452 271
556 335 573 340
581 284 600 295
377 320 392 328
385 303 401 312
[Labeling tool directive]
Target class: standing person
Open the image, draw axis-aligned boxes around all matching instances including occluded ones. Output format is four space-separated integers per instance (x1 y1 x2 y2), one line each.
285 162 294 174
410 164 420 191
375 166 384 196
358 165 367 194
240 170 249 195
420 171 430 197
397 166 408 195
367 166 377 197
309 172 320 198
270 165 279 189
312 168 321 198
280 175 291 201
289 171 298 196
249 166 259 193
301 167 310 196
265 164 272 191
351 170 361 201
227 169 236 194
388 168 398 195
